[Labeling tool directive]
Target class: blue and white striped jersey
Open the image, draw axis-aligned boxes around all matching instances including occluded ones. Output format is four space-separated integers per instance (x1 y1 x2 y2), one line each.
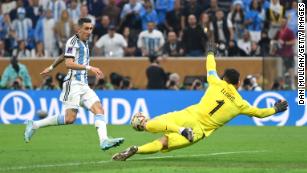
64 35 90 84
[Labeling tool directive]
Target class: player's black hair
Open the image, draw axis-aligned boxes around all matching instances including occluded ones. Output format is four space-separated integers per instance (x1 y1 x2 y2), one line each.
222 68 240 85
78 18 91 26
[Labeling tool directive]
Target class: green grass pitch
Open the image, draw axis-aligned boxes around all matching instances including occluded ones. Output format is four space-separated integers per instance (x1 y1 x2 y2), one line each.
0 125 307 173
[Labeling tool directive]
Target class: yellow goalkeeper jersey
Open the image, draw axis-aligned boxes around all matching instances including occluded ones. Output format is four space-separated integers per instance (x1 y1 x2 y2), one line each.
185 53 276 136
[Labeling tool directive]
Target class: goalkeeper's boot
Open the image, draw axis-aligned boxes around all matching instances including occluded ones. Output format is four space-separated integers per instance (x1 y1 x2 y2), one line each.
112 146 138 161
181 128 194 142
100 137 124 150
24 120 36 143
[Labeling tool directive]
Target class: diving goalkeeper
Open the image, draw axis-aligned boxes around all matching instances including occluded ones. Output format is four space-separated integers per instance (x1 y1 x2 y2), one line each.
112 49 288 161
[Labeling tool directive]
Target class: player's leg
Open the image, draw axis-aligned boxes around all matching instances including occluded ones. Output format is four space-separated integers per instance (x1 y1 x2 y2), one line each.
24 108 78 143
112 136 165 161
112 116 205 161
83 88 124 150
112 130 204 161
143 111 194 142
24 80 80 143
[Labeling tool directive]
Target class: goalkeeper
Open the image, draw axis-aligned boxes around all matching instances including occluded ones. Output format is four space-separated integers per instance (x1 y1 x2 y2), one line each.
112 48 288 161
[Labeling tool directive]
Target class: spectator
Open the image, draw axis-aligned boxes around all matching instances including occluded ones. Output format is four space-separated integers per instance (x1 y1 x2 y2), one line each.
0 13 14 53
87 0 106 18
1 0 16 14
274 17 296 89
120 0 143 31
109 72 132 89
240 75 262 91
35 9 58 57
182 14 206 57
9 0 24 21
46 0 66 22
212 9 231 56
155 0 173 25
34 41 45 58
39 75 59 90
12 40 34 58
67 0 81 24
79 4 96 25
218 0 233 13
205 0 220 20
163 31 184 57
190 79 203 90
265 0 285 39
94 78 107 90
103 0 121 25
258 30 271 56
11 7 33 47
164 0 184 36
166 72 180 90
199 12 214 42
227 1 245 41
285 1 298 36
240 77 253 90
250 41 261 56
146 55 167 89
140 1 159 30
0 40 9 57
93 15 110 44
95 25 127 57
26 0 41 27
119 77 133 90
237 30 252 56
0 56 32 89
244 0 265 42
247 75 262 91
228 40 240 57
271 77 285 90
183 0 202 22
54 10 75 53
122 26 139 56
137 21 164 57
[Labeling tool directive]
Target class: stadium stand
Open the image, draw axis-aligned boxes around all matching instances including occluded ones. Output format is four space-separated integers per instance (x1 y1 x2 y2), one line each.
0 0 301 90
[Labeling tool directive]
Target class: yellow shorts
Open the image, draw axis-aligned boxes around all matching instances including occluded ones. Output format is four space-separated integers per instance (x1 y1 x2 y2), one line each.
154 109 205 152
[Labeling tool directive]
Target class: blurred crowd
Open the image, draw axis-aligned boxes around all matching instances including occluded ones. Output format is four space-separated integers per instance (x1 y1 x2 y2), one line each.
0 0 303 90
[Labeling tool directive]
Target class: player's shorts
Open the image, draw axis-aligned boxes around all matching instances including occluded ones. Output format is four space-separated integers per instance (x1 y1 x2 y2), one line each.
154 109 205 152
60 80 100 110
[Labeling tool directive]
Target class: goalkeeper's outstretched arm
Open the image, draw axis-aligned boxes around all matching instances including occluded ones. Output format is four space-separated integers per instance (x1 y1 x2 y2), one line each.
240 100 288 118
206 49 221 84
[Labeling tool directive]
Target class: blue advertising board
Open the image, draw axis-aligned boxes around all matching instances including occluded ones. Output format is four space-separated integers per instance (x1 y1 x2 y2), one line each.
0 90 305 126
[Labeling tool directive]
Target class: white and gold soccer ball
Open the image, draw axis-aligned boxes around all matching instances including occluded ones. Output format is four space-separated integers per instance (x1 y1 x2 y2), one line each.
131 112 150 131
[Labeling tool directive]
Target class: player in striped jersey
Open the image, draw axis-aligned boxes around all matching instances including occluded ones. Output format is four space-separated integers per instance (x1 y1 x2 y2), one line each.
24 18 124 150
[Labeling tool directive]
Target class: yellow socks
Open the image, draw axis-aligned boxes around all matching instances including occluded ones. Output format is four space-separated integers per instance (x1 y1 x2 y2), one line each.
137 140 163 154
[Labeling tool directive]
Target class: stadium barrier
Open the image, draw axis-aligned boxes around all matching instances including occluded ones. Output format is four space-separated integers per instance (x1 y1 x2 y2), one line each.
0 57 282 89
0 90 305 126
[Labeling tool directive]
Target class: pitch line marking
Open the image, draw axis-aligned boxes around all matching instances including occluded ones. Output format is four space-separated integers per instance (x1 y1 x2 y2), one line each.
0 150 267 171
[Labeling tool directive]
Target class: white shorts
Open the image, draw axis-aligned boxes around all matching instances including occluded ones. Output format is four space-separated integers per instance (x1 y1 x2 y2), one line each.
60 80 100 110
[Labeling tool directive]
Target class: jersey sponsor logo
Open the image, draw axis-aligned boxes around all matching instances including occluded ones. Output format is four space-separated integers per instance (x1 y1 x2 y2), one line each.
0 91 35 124
252 92 289 126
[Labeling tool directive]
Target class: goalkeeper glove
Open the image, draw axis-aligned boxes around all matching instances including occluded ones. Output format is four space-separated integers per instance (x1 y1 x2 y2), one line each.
274 100 288 113
206 41 216 55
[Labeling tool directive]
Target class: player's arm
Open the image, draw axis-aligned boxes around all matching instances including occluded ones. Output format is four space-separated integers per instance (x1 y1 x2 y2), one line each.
64 57 104 79
40 54 65 76
240 100 288 118
206 51 220 84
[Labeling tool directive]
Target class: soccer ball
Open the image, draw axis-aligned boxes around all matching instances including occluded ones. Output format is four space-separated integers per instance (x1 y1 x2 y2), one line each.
131 112 150 131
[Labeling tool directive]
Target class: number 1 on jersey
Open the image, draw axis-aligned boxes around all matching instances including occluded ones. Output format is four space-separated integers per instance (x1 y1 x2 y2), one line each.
209 100 225 116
